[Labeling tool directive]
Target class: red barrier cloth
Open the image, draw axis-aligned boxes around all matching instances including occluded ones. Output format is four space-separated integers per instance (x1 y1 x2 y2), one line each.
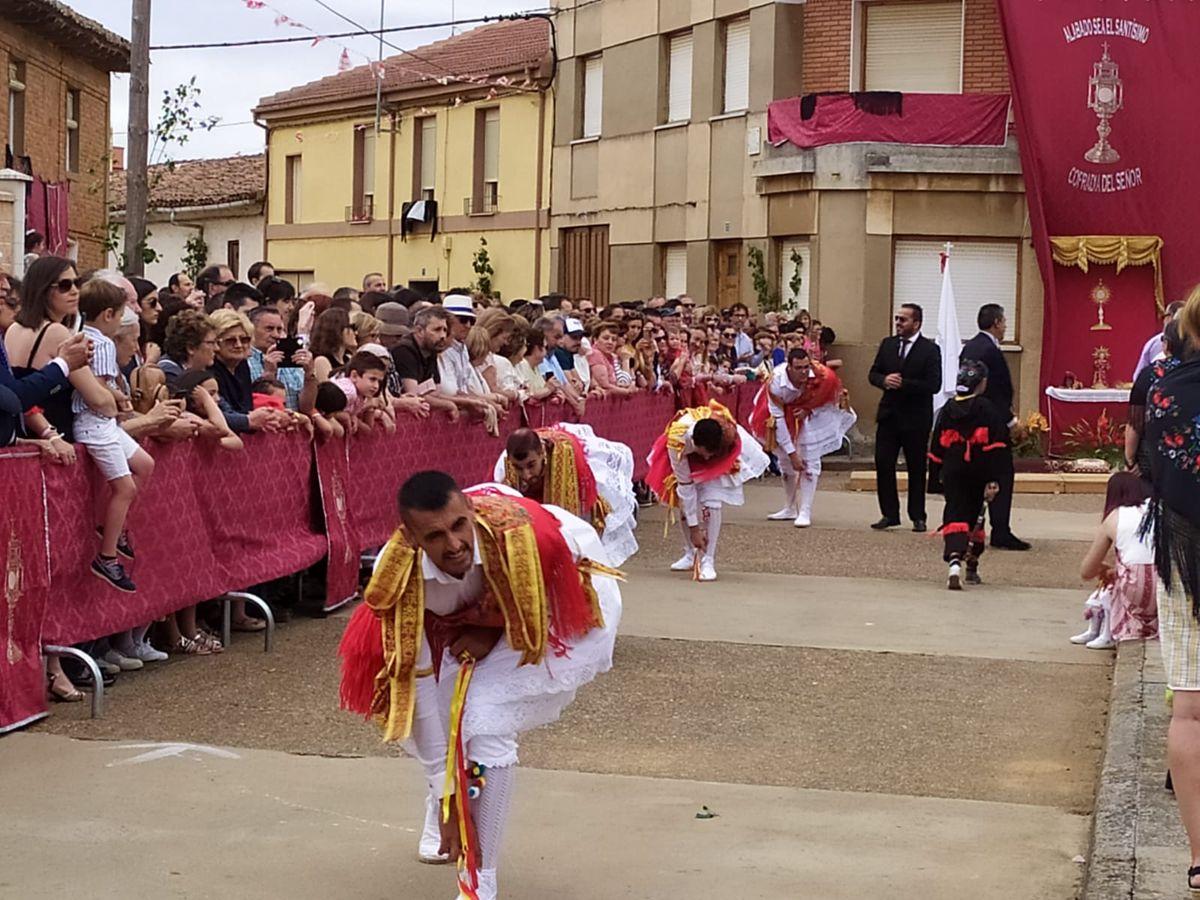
767 92 1009 150
996 5 1197 397
41 434 325 646
0 451 51 733
316 436 363 612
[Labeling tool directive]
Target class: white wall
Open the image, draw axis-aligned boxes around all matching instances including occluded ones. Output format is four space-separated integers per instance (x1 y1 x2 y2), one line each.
109 210 264 286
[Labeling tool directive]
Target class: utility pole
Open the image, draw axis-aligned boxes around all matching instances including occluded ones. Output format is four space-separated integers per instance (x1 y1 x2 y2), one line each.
122 0 151 276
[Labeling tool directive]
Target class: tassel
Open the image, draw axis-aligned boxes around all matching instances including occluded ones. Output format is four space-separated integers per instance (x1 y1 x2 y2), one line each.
337 603 384 717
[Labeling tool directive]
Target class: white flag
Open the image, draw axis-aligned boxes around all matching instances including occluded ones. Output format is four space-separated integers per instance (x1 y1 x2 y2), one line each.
933 250 962 414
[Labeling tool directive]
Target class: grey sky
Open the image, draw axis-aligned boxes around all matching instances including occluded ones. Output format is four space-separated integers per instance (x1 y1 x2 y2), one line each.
67 0 535 161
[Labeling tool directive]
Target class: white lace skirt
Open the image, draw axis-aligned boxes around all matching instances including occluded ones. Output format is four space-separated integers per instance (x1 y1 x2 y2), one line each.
421 499 622 763
796 405 857 459
492 423 640 566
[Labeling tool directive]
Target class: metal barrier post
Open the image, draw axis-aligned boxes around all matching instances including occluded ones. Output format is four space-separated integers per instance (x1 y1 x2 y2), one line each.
43 645 104 718
221 592 275 653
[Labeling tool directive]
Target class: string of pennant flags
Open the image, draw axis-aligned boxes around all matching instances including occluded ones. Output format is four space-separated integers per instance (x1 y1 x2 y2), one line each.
238 0 542 102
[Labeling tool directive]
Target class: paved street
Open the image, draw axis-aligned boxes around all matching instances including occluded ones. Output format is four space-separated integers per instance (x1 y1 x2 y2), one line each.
1 480 1110 899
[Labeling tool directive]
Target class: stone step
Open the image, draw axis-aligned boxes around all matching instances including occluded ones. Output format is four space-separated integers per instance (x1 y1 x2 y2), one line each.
848 470 1109 494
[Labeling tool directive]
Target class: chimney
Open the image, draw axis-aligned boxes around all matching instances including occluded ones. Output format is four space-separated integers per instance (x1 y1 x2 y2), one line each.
112 146 125 171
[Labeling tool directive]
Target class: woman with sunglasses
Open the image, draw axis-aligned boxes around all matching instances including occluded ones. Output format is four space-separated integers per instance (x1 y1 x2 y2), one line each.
207 308 283 436
5 257 112 448
127 276 162 373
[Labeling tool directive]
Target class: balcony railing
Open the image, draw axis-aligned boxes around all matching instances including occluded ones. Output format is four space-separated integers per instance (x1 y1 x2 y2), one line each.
346 195 374 224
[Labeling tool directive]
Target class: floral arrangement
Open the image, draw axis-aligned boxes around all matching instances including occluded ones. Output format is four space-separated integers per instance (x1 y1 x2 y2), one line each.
1012 411 1050 458
1061 408 1123 468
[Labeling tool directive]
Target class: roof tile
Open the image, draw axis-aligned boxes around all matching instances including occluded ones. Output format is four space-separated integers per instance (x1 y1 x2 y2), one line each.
109 155 265 212
255 18 550 115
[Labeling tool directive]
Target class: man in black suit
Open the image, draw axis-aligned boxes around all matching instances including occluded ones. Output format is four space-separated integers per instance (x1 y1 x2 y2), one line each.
961 303 1031 551
868 303 942 532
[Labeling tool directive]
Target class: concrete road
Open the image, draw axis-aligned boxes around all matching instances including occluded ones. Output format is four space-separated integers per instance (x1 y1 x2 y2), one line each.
4 482 1106 899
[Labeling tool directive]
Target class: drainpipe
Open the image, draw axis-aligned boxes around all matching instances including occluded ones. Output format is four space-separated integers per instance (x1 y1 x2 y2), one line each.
533 85 546 297
386 107 398 286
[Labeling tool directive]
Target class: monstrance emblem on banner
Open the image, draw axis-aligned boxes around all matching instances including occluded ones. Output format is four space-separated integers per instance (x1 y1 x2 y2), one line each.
1085 42 1123 164
1090 279 1113 331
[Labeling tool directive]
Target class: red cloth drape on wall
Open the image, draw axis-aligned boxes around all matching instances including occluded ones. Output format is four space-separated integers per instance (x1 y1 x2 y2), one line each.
767 93 1010 150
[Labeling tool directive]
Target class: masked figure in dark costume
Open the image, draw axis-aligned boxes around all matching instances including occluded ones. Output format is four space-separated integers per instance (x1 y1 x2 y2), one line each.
928 360 1009 590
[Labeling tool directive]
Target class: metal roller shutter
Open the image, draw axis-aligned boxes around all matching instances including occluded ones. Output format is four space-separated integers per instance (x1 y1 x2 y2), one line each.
667 33 693 123
722 18 750 113
664 244 688 299
864 2 963 93
893 240 1018 343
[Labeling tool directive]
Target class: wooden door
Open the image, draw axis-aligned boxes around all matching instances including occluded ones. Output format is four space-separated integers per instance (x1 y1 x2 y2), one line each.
560 225 610 305
715 241 741 309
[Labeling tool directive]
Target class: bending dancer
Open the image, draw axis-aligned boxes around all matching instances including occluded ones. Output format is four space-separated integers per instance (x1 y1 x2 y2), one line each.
646 400 769 581
339 472 622 900
493 423 639 565
927 360 1007 590
748 346 856 527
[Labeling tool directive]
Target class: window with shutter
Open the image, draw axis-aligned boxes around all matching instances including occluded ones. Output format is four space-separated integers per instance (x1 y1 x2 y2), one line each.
667 33 693 123
663 244 688 299
419 117 437 201
864 1 963 93
778 240 811 314
723 18 750 114
893 240 1019 343
582 56 603 137
362 129 375 199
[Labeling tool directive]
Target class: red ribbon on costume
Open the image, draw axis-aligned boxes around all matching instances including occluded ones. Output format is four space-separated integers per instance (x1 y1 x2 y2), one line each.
747 362 843 443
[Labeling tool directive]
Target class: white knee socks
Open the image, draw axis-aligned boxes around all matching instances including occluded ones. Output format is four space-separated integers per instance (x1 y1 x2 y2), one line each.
475 764 515 872
703 506 722 563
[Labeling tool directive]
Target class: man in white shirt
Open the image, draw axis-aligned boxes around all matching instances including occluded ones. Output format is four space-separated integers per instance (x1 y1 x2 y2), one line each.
1132 300 1184 379
437 294 503 419
341 472 622 900
753 348 856 528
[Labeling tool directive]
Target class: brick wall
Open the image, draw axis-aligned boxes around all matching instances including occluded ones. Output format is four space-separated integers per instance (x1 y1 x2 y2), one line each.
0 20 112 270
962 0 1009 93
802 0 853 93
802 0 1009 95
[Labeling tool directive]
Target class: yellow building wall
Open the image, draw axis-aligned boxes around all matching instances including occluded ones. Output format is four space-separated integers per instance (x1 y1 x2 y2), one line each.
264 90 552 300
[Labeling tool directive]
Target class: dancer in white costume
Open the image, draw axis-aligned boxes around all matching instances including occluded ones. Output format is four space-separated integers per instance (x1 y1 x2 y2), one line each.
492 422 638 565
749 346 857 527
646 401 769 582
339 474 622 900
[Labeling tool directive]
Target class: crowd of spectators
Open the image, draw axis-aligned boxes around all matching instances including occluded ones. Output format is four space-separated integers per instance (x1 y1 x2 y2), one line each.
0 258 839 702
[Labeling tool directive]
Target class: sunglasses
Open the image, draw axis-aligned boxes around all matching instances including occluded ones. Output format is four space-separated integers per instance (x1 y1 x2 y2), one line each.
220 335 252 346
721 332 736 338
54 277 84 292
143 297 160 309
217 279 236 288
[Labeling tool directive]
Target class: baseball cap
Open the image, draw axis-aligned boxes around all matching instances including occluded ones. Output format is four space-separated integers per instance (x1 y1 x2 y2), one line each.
564 317 585 336
358 342 391 361
442 294 475 320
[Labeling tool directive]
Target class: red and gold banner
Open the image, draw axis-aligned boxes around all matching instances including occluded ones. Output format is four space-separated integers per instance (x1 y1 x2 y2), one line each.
997 3 1197 394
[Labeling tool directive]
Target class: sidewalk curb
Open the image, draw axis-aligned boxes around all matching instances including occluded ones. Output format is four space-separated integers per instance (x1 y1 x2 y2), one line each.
1081 640 1146 899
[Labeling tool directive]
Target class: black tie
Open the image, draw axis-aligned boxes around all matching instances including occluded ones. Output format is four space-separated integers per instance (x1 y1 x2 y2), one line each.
899 338 909 361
